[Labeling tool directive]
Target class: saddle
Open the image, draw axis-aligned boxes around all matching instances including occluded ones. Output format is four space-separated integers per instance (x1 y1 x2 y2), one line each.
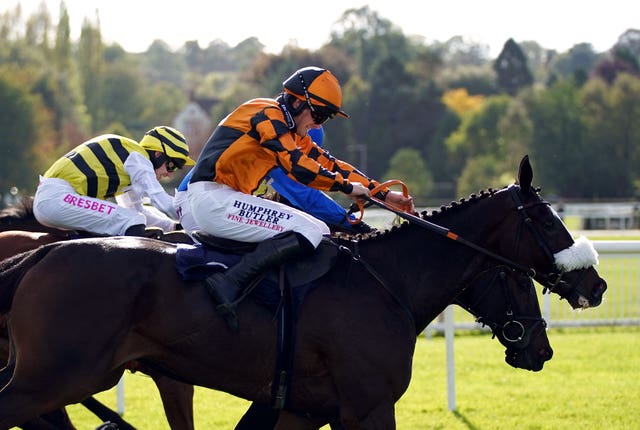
186 231 339 288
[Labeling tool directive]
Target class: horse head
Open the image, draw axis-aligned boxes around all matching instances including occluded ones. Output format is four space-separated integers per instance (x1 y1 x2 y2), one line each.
507 156 607 309
455 266 551 371
434 156 606 310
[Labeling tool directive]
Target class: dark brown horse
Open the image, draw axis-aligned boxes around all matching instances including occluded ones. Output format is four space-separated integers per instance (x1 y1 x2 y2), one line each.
0 156 606 429
0 201 547 429
0 206 192 430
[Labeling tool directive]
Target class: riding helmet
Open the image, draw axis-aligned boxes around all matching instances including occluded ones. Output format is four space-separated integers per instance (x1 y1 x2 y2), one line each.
140 126 195 166
283 67 349 118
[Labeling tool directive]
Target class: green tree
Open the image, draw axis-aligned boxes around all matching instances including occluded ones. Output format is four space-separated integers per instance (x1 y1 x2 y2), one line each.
382 148 433 204
580 74 640 197
614 29 640 65
456 154 506 198
0 74 39 193
494 38 533 95
139 81 187 128
142 40 187 87
547 43 599 85
329 6 410 81
78 16 104 133
97 62 146 135
525 78 585 197
445 94 512 172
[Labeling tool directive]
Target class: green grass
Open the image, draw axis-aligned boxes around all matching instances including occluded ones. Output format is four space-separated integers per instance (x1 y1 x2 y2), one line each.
48 327 639 430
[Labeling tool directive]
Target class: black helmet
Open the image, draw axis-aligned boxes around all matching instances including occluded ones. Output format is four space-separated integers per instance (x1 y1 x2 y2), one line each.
283 66 349 123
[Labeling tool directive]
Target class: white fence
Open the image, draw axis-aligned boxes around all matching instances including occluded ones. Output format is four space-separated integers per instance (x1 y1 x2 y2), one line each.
426 240 640 333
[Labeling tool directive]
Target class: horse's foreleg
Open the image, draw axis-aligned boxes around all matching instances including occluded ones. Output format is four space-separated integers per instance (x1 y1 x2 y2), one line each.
18 408 77 430
0 383 61 429
148 370 195 430
273 410 322 430
340 401 396 430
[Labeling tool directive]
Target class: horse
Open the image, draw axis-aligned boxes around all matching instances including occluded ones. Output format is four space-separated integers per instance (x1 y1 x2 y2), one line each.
0 156 606 429
0 204 193 430
0 201 548 430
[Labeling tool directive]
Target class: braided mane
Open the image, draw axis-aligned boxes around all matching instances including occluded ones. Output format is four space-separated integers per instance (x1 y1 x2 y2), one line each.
330 187 511 247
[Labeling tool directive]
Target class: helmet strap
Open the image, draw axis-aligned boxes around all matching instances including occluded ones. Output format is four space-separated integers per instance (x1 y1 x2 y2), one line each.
277 93 302 130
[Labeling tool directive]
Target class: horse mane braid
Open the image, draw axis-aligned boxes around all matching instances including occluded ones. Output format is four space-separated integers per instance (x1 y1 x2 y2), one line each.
427 188 499 221
330 187 506 247
330 183 544 246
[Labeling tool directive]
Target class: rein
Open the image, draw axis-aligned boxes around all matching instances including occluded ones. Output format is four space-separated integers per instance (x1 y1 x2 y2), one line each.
350 180 570 289
457 266 546 348
340 240 416 328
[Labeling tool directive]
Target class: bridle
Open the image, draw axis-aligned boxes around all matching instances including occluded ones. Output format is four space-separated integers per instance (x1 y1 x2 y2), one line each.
455 265 546 349
507 185 575 299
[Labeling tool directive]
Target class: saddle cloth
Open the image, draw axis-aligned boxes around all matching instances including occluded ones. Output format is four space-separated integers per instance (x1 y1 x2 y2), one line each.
175 237 339 312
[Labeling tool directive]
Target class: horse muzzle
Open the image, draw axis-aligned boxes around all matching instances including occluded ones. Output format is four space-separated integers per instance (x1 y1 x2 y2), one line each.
505 344 553 372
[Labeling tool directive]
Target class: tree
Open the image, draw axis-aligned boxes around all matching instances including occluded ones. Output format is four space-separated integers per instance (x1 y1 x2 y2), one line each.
78 15 104 133
494 38 533 95
142 40 187 87
382 148 433 204
435 35 490 67
442 88 484 115
97 62 146 136
580 74 640 197
445 94 512 168
456 154 505 198
525 78 585 197
328 6 410 81
0 74 39 193
614 29 640 65
547 43 599 84
591 49 640 84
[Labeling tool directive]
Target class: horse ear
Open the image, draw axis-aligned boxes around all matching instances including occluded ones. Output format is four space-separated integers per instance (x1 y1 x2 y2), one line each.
517 155 533 193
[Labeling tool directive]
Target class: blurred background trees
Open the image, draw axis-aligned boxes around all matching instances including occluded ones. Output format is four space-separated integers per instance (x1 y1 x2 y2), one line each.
1 2 639 207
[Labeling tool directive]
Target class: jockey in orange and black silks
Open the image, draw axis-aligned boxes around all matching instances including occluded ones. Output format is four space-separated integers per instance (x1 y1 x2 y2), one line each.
189 98 379 197
187 66 414 326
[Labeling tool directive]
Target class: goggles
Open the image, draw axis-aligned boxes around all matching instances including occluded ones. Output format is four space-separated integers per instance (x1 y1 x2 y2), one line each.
165 158 186 172
309 105 336 125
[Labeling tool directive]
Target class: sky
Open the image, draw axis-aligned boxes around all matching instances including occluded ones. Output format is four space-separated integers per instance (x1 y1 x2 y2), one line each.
4 0 639 57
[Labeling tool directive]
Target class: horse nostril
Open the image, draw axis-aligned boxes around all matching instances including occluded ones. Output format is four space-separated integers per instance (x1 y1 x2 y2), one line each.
591 280 607 304
540 347 553 361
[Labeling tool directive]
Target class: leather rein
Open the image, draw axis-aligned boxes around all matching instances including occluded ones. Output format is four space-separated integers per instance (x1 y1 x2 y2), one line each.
341 180 574 335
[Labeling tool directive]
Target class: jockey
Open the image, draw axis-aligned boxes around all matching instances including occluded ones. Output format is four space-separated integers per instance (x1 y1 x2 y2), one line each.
261 127 374 234
34 126 194 237
187 66 414 318
173 126 373 237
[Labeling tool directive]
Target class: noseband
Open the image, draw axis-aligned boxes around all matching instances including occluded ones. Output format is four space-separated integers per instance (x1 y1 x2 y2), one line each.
457 266 546 349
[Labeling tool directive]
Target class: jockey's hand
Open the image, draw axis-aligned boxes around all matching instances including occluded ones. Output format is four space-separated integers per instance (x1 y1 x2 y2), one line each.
348 182 370 199
385 190 415 213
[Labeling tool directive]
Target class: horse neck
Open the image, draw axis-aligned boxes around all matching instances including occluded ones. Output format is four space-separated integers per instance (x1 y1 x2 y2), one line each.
355 192 513 333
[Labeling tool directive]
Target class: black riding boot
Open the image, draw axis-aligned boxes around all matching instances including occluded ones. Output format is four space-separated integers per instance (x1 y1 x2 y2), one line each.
205 231 306 329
